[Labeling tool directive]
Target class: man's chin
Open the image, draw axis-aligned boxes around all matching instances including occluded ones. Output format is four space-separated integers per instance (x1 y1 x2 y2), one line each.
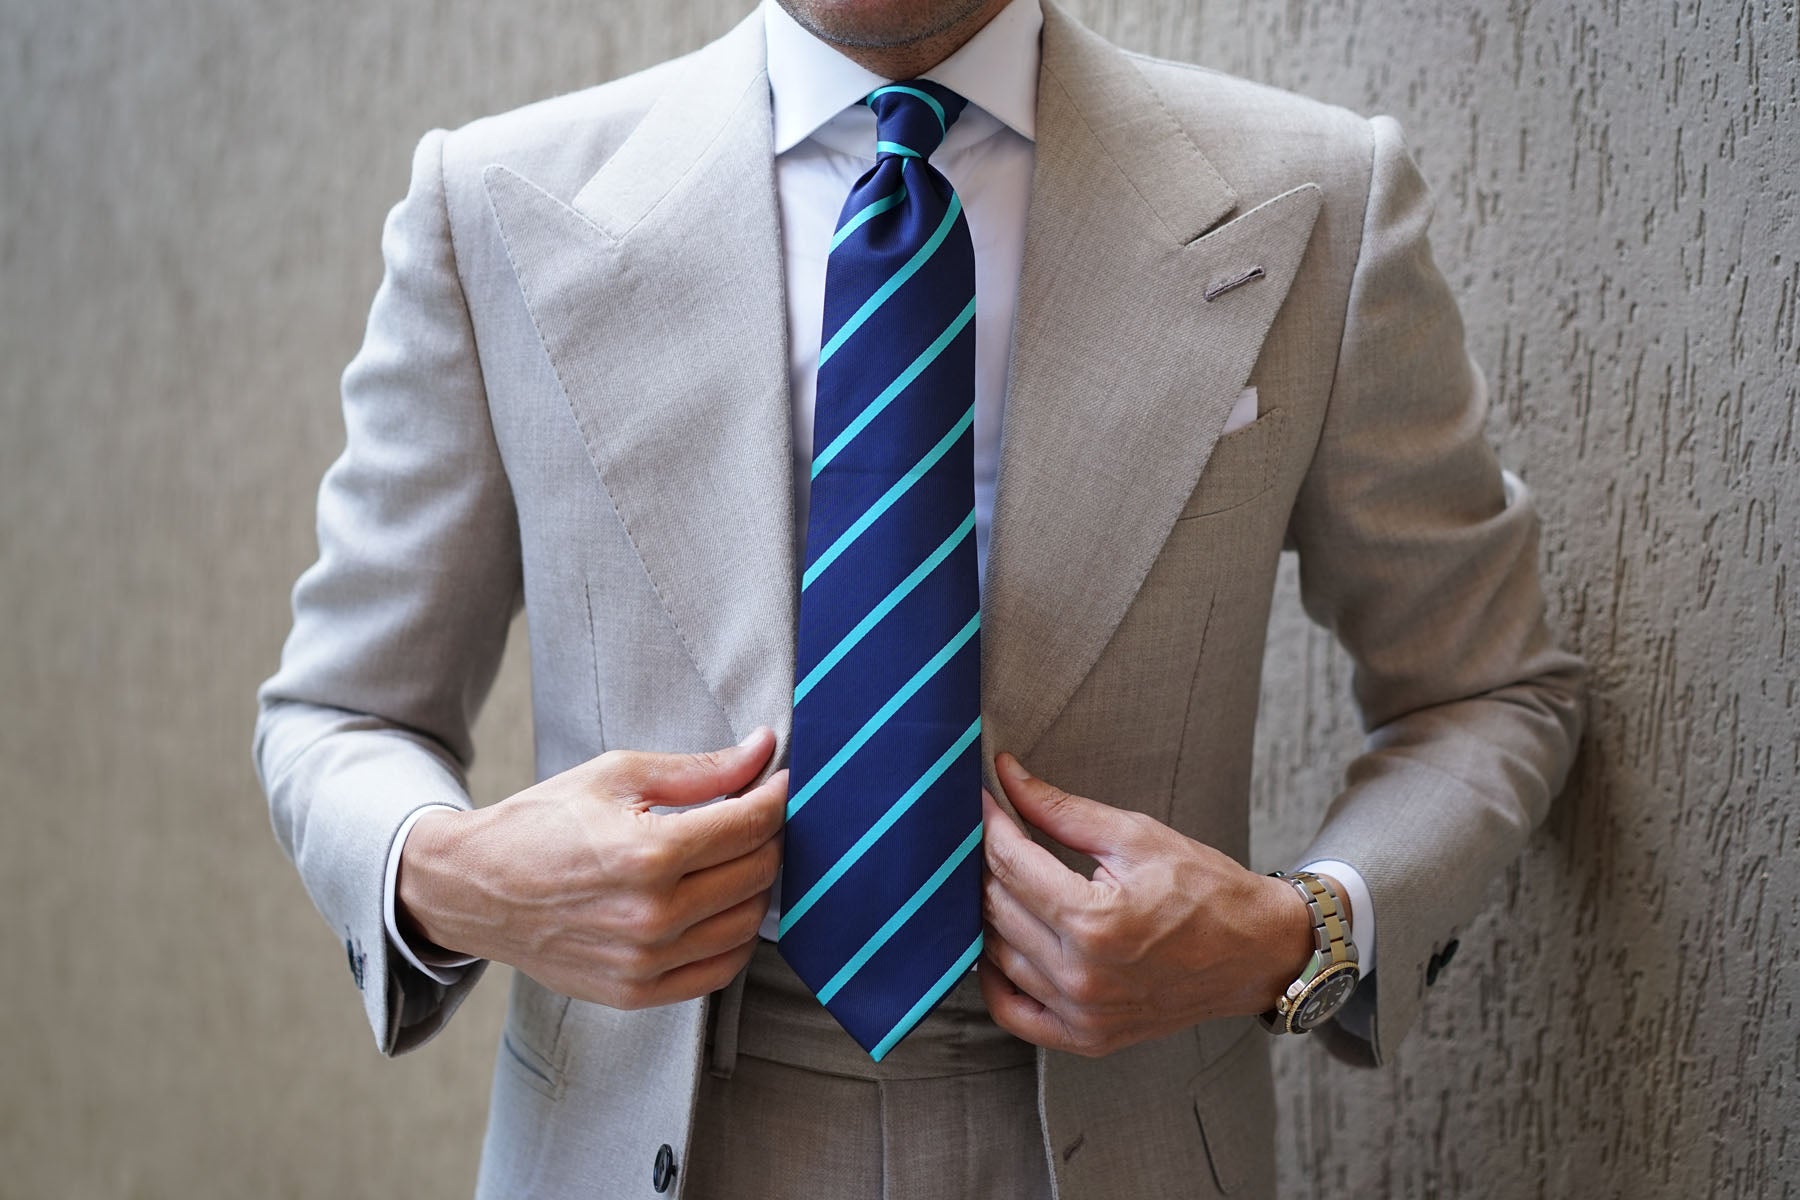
773 0 997 51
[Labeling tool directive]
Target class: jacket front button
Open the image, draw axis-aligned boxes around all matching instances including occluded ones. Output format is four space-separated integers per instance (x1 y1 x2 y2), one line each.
652 1143 677 1194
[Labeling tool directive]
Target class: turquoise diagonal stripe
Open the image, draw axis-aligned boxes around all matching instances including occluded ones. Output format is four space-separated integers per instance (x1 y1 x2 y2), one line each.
794 511 975 705
802 406 974 592
778 715 982 935
867 84 947 131
786 612 980 818
813 295 978 479
831 185 907 252
815 823 984 1005
870 933 985 1062
818 192 963 367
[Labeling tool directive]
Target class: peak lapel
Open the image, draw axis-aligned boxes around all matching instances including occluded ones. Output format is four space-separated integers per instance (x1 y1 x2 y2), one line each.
983 6 1323 762
484 15 798 745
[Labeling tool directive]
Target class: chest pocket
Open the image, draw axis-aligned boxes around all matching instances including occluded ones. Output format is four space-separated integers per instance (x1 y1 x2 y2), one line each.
1177 408 1288 520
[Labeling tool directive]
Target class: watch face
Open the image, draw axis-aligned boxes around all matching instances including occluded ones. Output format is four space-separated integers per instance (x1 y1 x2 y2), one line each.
1291 965 1359 1032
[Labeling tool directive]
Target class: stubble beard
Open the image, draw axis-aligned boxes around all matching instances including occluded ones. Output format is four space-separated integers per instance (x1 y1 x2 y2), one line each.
774 0 1000 50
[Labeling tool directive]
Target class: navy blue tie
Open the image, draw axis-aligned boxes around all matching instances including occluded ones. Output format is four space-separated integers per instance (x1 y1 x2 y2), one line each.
779 81 984 1061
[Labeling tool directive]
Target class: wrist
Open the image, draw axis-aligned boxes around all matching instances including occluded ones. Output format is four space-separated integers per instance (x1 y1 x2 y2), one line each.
1259 871 1317 1007
1261 870 1361 1034
395 807 474 957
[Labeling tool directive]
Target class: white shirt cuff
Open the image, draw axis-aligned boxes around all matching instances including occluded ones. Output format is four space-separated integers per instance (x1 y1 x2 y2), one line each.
384 805 480 984
1297 858 1375 1040
1296 858 1375 979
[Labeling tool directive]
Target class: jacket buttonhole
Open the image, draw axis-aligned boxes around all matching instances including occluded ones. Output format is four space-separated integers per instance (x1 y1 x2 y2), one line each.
1203 265 1264 302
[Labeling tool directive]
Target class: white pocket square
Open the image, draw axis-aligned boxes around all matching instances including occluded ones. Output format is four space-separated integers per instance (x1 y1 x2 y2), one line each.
1223 386 1258 435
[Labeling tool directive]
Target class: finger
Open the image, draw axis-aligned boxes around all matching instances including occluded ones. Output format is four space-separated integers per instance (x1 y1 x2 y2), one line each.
995 753 1147 863
655 890 770 972
666 832 783 929
982 924 1063 1010
658 769 788 873
978 954 1077 1052
982 786 1022 829
608 727 778 810
981 786 1088 926
983 860 1064 970
637 938 760 1009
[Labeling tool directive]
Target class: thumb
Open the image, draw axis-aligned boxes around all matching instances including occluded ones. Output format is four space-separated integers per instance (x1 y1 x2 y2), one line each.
995 753 1137 861
612 726 778 809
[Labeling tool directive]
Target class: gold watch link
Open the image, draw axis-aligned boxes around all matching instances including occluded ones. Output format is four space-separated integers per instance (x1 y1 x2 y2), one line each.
1260 870 1361 1035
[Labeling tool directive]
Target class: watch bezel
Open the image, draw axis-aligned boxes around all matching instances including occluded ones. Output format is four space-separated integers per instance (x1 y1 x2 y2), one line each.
1278 960 1361 1033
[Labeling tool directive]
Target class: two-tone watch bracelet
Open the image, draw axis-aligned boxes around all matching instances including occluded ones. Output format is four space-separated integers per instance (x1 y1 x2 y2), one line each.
1260 870 1360 1034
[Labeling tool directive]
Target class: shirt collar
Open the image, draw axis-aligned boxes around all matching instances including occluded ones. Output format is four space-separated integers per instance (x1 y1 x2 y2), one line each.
763 0 1042 154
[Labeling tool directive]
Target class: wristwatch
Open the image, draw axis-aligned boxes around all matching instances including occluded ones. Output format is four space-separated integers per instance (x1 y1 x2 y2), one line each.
1260 870 1360 1034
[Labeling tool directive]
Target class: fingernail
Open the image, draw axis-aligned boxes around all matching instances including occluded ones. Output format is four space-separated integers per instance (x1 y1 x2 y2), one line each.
738 726 768 748
1000 754 1030 781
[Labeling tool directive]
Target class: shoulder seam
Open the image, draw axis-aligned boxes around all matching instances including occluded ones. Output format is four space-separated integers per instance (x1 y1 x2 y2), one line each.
1319 117 1379 434
429 128 486 398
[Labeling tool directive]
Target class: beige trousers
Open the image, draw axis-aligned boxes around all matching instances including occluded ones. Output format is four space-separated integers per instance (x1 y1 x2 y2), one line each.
684 943 1052 1200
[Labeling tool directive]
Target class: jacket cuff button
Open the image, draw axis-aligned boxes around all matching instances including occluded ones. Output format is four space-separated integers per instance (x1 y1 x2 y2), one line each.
1425 938 1460 986
652 1143 678 1193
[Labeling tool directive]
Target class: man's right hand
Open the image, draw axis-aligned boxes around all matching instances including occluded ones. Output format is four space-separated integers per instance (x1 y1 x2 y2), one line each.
395 728 786 1010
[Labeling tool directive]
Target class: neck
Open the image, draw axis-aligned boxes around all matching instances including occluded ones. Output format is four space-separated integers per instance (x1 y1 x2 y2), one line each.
801 0 1012 80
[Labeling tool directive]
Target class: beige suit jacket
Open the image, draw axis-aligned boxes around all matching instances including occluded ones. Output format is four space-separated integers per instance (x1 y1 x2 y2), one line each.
255 4 1584 1196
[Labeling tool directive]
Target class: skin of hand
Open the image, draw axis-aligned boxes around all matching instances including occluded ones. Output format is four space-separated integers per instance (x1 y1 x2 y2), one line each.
978 752 1326 1057
396 727 788 1010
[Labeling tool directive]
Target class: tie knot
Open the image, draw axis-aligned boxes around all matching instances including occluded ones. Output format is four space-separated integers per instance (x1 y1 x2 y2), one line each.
865 81 967 161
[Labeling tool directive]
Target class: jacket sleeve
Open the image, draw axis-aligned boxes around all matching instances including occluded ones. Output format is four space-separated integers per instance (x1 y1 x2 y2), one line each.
253 127 519 1055
1286 116 1586 1064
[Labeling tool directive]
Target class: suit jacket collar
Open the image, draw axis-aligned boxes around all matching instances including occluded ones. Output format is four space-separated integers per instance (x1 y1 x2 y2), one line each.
483 3 1321 759
486 11 798 747
980 4 1319 766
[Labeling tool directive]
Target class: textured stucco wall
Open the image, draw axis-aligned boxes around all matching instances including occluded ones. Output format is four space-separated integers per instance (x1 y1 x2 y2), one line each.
2 0 1793 1196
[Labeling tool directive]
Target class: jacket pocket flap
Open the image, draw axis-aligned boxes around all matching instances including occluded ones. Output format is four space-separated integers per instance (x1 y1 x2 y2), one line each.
1179 408 1288 519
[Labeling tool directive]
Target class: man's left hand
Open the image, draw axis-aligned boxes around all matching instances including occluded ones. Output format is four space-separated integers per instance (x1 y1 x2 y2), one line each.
978 753 1317 1057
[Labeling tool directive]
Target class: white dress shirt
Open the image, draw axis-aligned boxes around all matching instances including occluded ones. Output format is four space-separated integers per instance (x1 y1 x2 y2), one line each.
766 0 1039 588
384 0 1376 1017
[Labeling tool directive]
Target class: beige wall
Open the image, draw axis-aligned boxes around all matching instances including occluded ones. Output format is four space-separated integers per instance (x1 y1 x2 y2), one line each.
2 0 1793 1195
